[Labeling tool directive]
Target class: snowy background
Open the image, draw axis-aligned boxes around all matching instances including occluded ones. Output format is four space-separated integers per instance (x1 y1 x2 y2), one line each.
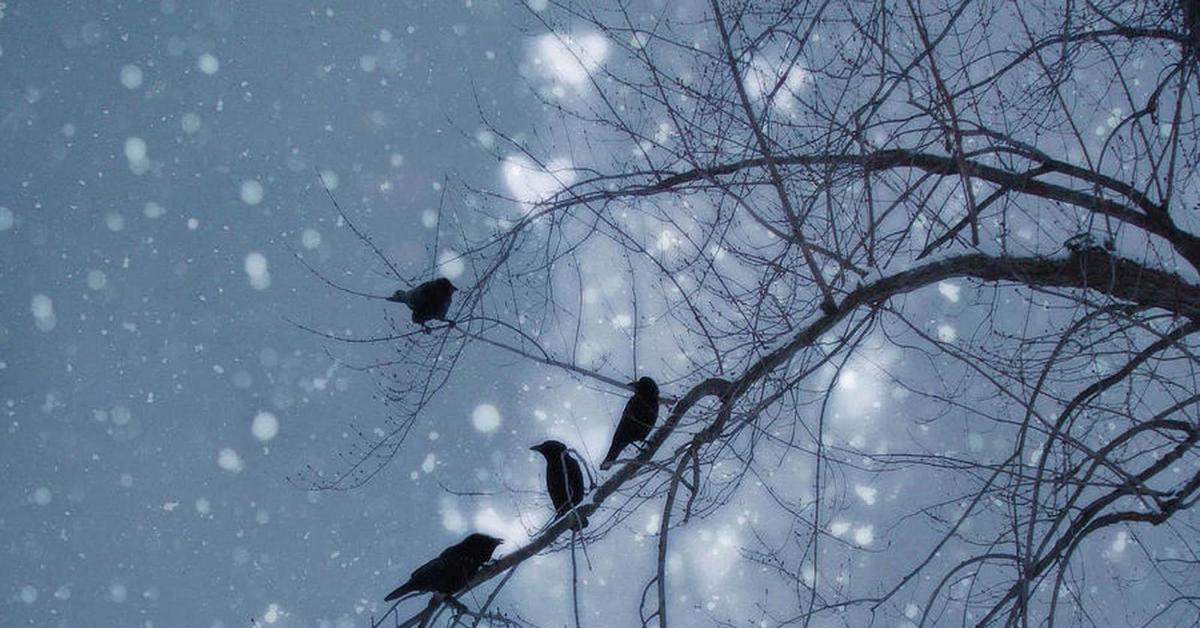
4 1 1193 627
0 2 612 626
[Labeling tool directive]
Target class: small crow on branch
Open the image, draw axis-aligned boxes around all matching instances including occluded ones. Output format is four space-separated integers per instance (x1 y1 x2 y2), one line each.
387 277 458 328
600 376 660 470
531 439 589 529
383 533 503 602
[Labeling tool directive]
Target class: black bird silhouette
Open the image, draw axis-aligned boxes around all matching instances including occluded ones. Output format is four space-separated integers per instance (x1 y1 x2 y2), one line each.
387 278 458 328
600 376 659 470
383 533 503 602
531 440 589 530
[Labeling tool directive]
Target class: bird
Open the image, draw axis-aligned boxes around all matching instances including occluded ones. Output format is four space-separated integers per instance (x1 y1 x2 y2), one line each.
387 277 458 328
600 376 660 470
530 440 589 530
383 533 503 602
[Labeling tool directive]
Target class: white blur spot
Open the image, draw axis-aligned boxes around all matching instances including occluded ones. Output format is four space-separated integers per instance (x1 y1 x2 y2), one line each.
471 404 501 433
421 209 438 229
301 228 321 249
440 497 467 533
187 217 199 230
437 250 465 280
263 603 283 624
937 281 961 303
32 486 52 506
905 603 920 619
937 324 958 343
109 582 128 603
20 585 37 604
195 498 211 514
854 484 877 506
744 56 809 111
0 206 14 231
120 64 143 89
1107 530 1128 557
143 201 165 219
217 448 244 473
197 53 220 75
318 169 339 190
421 453 436 474
501 155 576 210
162 501 179 511
829 520 851 537
244 252 270 290
251 411 279 442
240 179 264 206
31 294 56 332
124 136 149 174
837 370 858 390
181 112 201 134
87 270 108 290
853 525 874 546
527 0 548 11
105 212 125 232
473 506 523 546
533 32 608 86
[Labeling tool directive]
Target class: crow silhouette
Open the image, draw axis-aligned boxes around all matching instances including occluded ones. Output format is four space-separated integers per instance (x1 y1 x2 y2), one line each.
600 376 659 470
531 440 589 530
383 533 503 602
387 278 457 328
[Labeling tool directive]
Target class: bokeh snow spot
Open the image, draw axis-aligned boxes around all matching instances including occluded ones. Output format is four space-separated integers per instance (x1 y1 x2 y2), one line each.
240 180 264 206
217 448 244 473
854 484 877 506
31 294 55 332
437 250 465 280
471 404 501 433
120 64 143 89
937 281 961 303
32 486 52 506
197 53 219 75
501 155 576 210
251 411 279 442
301 228 321 249
532 32 608 86
244 252 270 290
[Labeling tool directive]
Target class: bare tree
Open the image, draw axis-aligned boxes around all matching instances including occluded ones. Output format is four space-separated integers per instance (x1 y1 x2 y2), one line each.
296 1 1200 626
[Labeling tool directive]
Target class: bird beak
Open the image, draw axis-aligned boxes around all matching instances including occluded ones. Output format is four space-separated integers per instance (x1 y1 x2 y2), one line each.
529 445 540 452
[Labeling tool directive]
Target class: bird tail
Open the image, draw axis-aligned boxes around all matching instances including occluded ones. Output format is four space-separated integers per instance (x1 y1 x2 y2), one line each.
384 582 417 602
386 290 410 304
599 442 622 470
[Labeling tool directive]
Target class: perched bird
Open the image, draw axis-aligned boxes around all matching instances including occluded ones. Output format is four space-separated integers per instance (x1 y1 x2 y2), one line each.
600 376 660 470
530 440 589 530
387 278 458 328
383 533 503 602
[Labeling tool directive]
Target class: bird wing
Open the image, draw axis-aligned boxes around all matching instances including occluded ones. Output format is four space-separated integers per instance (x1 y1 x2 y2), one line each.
563 452 585 507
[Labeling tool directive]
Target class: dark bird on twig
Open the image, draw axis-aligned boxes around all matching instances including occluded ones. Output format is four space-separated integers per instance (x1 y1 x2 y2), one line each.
383 533 503 602
531 440 589 530
387 277 458 328
600 376 660 470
